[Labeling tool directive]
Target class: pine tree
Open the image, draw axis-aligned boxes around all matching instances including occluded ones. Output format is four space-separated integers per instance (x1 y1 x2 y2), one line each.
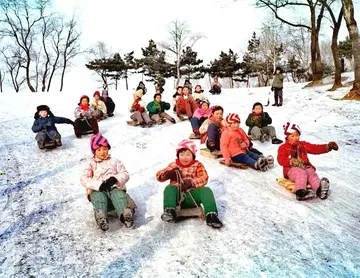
179 46 205 80
338 37 352 60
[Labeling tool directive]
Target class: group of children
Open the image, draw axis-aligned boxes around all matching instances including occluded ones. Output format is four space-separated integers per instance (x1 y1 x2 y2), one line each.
31 80 339 231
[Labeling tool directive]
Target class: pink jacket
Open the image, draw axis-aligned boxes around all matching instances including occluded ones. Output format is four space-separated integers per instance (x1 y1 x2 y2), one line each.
80 155 129 197
220 127 250 160
193 108 212 120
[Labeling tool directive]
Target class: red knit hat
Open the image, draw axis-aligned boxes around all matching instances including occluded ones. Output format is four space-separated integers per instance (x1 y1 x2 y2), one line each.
226 113 240 124
176 139 197 156
93 91 100 97
90 133 111 153
283 122 301 135
78 95 90 105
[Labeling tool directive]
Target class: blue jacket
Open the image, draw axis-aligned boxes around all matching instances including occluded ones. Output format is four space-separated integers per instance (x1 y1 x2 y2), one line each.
32 116 73 133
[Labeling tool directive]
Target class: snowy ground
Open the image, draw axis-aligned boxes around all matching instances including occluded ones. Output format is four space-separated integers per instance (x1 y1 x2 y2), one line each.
1 75 360 278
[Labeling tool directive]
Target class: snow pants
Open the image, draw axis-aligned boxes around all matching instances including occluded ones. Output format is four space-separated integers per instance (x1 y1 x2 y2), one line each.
35 130 60 142
231 150 262 168
105 102 115 115
74 118 99 137
206 123 221 151
190 117 206 133
176 96 197 118
90 189 129 217
250 126 277 140
287 167 320 192
274 88 283 105
151 112 173 123
130 111 152 124
163 185 218 215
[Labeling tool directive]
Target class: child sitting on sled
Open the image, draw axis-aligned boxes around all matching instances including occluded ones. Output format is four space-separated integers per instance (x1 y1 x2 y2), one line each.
32 105 74 149
156 139 223 228
277 122 338 201
220 113 273 171
189 99 212 139
80 133 135 231
245 102 283 144
91 91 107 121
129 89 153 127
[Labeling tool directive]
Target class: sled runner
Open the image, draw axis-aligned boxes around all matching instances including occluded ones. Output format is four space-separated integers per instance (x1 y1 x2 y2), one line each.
126 120 138 126
200 148 223 159
219 159 249 169
276 177 312 193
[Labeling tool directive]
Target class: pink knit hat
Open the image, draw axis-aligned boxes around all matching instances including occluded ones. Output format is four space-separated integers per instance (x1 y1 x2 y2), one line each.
283 122 301 135
90 133 111 153
176 139 197 156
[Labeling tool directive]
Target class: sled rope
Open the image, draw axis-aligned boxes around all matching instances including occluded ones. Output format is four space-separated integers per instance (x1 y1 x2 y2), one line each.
175 169 199 210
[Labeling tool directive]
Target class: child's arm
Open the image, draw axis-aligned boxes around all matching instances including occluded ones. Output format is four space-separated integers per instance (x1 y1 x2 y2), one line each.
245 113 254 127
162 101 171 111
190 163 209 188
113 159 130 186
52 116 74 125
261 112 272 125
31 119 43 133
146 102 159 114
156 162 178 182
74 107 82 119
277 145 291 167
220 131 231 161
80 162 103 191
303 141 329 155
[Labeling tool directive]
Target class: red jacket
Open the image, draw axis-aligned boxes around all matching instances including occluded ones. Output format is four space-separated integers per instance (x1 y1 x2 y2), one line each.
277 140 329 178
132 99 145 113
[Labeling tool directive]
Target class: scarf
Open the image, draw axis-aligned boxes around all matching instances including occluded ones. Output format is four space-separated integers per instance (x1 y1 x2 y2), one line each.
80 104 89 111
290 141 309 165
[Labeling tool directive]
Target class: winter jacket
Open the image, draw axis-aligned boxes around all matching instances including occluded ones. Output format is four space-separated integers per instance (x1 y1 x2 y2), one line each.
193 92 207 101
277 140 329 178
272 74 284 88
100 96 115 108
74 106 96 120
146 101 171 117
220 127 250 161
245 112 272 134
129 98 146 113
193 108 212 120
91 99 107 114
199 116 226 144
80 155 129 197
32 116 73 133
156 159 208 188
211 81 222 88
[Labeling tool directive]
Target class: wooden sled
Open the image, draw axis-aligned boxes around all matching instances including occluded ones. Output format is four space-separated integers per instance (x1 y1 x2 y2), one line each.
276 177 311 194
127 120 138 126
189 133 200 140
219 159 249 169
200 148 223 159
44 141 57 149
176 206 205 221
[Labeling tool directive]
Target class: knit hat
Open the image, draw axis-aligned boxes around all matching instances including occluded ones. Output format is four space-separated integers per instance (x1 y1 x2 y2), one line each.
90 133 111 153
34 105 54 119
283 122 301 136
78 95 90 105
226 113 240 124
134 89 143 98
200 99 210 107
93 91 100 97
176 139 197 156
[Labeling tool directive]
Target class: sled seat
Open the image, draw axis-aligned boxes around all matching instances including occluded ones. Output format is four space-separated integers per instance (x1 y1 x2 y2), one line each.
200 148 223 159
276 177 312 193
219 159 249 169
176 206 205 220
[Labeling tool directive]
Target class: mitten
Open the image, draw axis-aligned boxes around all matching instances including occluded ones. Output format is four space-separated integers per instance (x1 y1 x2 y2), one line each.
106 176 118 187
182 178 194 191
327 141 338 151
99 180 112 192
290 158 305 167
161 168 179 180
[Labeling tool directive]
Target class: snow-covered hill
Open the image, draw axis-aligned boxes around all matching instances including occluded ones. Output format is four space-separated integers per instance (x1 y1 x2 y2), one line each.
1 76 360 278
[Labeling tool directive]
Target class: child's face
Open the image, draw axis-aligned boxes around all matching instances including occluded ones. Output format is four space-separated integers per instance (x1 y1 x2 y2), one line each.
81 98 88 106
213 109 223 122
183 87 190 95
94 95 100 101
178 149 194 165
39 110 48 118
253 105 263 114
195 86 201 93
287 132 300 144
201 102 209 110
177 87 183 94
276 70 280 74
155 95 161 102
230 121 240 130
95 146 109 160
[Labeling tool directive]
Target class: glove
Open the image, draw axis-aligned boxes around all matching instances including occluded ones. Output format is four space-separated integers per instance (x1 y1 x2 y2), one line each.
106 176 118 187
161 168 179 180
327 141 338 151
99 180 112 192
290 158 305 168
182 178 194 191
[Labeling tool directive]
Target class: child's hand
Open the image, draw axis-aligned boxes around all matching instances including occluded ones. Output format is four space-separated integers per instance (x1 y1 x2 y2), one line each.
81 110 87 116
224 159 231 166
99 180 112 192
327 141 338 151
106 176 118 187
182 178 194 191
161 168 179 180
290 158 305 167
240 142 247 149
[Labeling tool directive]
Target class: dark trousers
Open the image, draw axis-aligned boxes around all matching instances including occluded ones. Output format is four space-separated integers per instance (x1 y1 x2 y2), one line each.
274 88 283 105
74 118 99 136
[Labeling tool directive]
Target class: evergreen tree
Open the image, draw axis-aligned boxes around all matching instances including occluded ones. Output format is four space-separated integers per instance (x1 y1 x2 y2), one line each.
338 37 352 60
179 46 205 80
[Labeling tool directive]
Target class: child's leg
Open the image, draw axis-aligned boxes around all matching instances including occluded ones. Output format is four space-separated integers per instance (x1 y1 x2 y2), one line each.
207 123 220 151
151 114 160 123
109 189 129 217
90 191 109 214
287 168 308 191
190 117 200 132
261 126 277 139
305 168 320 191
160 112 175 123
141 112 152 124
47 130 60 141
130 111 143 123
163 184 179 210
247 150 262 161
250 126 262 140
181 187 218 215
35 130 48 142
89 117 99 134
231 153 257 168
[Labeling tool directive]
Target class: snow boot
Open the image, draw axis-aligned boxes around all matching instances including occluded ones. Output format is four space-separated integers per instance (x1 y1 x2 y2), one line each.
295 189 316 201
170 118 176 124
272 138 283 144
177 114 185 121
37 141 45 149
94 209 109 231
266 155 274 168
54 134 62 147
272 103 278 106
206 212 223 229
147 121 154 128
140 122 146 128
120 206 134 228
316 177 330 200
256 157 268 172
260 133 268 143
161 207 176 223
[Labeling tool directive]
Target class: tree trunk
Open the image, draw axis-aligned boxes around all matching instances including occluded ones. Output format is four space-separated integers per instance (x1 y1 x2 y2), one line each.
60 58 67 92
329 23 343 90
125 70 128 90
115 78 118 90
342 0 360 94
176 57 181 86
309 8 323 82
25 53 35 92
0 71 3 93
47 54 60 92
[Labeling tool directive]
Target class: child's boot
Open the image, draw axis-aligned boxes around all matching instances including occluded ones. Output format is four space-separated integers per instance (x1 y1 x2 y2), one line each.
54 134 62 146
170 118 176 124
94 209 109 231
316 177 330 200
260 133 268 143
120 206 134 228
256 157 268 172
206 212 223 229
295 189 316 201
266 155 274 168
161 207 176 222
37 141 45 149
271 138 283 144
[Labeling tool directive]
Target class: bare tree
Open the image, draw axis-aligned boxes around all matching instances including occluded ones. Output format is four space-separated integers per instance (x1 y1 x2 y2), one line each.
286 25 311 71
341 0 360 95
256 0 326 83
47 17 63 91
1 48 26 92
0 0 48 92
160 20 204 86
32 48 42 91
0 68 5 92
320 40 334 72
59 15 81 91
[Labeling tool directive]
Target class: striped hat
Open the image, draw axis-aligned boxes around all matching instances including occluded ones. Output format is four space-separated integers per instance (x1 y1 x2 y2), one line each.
90 133 111 153
283 122 301 135
176 139 197 156
226 113 240 124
